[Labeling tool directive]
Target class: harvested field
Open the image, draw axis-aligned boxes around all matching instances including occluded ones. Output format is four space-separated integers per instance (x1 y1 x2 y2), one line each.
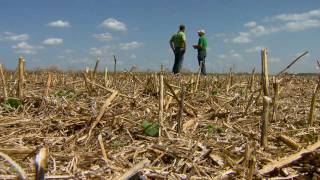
0 67 320 179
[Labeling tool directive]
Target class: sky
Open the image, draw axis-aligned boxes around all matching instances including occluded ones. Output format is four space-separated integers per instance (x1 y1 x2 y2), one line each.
0 0 320 73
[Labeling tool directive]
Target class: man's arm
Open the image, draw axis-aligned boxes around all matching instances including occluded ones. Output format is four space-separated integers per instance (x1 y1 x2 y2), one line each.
193 38 203 50
169 41 175 52
193 44 202 49
169 36 175 52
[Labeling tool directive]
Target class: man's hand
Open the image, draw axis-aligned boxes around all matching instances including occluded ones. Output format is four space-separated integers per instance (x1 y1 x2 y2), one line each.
193 45 198 49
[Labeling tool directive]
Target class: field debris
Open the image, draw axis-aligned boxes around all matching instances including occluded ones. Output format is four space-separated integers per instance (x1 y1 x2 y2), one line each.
0 53 319 179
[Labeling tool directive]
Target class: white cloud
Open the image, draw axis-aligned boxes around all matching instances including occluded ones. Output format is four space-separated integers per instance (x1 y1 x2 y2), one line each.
48 20 71 28
249 25 276 36
12 42 42 54
244 21 257 28
13 42 32 49
89 47 103 56
232 32 251 43
284 19 320 31
42 38 63 45
1 32 29 41
100 18 127 31
119 41 143 50
89 46 111 56
93 32 113 41
246 46 264 53
272 9 320 21
233 25 278 44
231 9 320 44
219 50 243 60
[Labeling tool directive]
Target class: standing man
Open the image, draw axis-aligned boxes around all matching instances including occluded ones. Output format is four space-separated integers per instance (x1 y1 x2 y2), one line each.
193 29 208 76
170 24 186 74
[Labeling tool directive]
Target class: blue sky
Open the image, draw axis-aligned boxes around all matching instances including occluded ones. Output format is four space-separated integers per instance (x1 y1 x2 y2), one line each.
0 0 320 73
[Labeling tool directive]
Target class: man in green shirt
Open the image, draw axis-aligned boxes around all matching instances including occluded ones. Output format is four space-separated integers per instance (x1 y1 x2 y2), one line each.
193 29 208 76
170 24 186 74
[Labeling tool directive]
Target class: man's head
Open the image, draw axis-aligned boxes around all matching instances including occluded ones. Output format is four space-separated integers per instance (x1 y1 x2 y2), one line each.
197 29 205 36
179 24 185 32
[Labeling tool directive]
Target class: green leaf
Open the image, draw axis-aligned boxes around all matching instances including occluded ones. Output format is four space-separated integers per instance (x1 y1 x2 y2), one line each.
205 124 225 134
206 124 215 134
5 97 22 109
212 90 219 96
142 120 152 129
142 120 159 137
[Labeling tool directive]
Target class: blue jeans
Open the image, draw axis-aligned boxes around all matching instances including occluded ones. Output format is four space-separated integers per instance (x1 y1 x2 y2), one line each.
172 48 185 74
198 50 207 75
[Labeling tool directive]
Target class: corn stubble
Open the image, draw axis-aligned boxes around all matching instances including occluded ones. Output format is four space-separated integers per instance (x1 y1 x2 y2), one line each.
0 56 319 179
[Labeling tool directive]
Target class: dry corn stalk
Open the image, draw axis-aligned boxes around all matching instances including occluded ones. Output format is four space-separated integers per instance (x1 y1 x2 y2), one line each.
272 77 280 122
247 152 256 180
276 51 308 76
226 67 232 93
190 74 194 93
87 90 118 142
261 96 271 147
85 66 89 74
35 146 49 180
0 64 8 101
259 140 320 175
261 49 269 96
308 81 320 126
249 67 255 92
260 49 270 147
277 134 301 150
83 73 92 95
17 57 25 99
177 86 185 133
44 73 52 97
104 65 108 87
245 67 255 101
113 55 117 73
0 152 27 179
117 159 150 180
98 133 108 163
93 57 100 79
195 61 203 92
164 79 196 117
165 89 179 110
159 73 164 141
